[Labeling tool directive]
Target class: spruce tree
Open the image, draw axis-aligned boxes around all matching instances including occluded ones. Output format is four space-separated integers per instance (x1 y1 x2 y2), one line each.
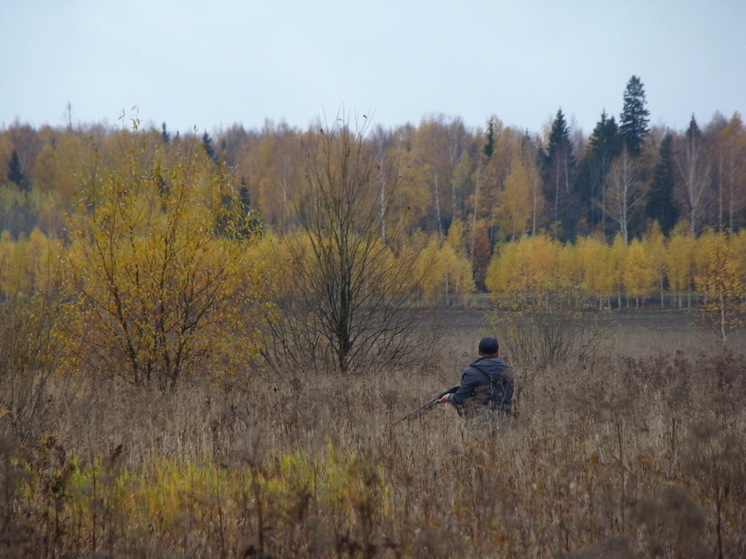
202 132 216 160
543 109 577 239
161 122 170 143
646 133 678 234
579 111 622 231
7 149 29 191
484 119 495 159
619 75 650 156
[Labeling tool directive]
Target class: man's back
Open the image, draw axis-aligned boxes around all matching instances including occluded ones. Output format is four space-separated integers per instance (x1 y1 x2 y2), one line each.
451 355 514 417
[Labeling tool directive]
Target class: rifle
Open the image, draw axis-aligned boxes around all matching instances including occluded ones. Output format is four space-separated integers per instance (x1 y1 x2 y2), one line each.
393 385 459 425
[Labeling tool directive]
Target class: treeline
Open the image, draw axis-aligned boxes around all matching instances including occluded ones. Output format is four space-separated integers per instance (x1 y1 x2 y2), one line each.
1 76 745 298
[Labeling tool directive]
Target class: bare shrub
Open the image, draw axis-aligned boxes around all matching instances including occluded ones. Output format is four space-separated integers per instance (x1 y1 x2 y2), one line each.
487 288 611 370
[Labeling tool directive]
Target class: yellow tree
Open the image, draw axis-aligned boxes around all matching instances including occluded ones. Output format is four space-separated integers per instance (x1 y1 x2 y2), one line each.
694 229 745 342
62 123 269 389
416 234 474 299
244 122 301 234
394 144 432 233
496 156 533 239
574 234 613 307
622 238 656 307
558 240 583 289
410 116 469 236
445 217 467 255
486 234 563 295
31 133 85 207
486 234 604 368
732 229 746 282
485 239 518 293
608 233 628 307
0 228 61 296
665 222 697 308
643 221 668 306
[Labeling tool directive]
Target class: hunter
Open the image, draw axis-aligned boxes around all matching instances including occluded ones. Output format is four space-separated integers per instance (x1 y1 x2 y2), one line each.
439 336 514 424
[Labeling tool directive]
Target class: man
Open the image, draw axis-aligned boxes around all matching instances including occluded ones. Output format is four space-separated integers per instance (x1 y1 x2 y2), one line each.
439 336 514 423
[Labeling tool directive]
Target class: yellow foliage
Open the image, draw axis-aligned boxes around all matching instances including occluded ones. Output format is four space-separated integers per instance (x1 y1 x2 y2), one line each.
36 446 393 543
643 221 668 292
496 156 533 239
665 227 696 293
446 217 467 254
415 235 474 299
622 239 656 299
59 128 271 388
574 235 613 293
694 229 745 340
486 234 564 294
0 227 61 296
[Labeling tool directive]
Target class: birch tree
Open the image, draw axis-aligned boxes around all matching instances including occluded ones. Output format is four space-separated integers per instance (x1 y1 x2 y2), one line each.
604 148 647 242
676 116 711 234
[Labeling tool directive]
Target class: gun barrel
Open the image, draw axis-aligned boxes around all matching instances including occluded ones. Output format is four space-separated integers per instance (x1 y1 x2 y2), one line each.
393 385 460 425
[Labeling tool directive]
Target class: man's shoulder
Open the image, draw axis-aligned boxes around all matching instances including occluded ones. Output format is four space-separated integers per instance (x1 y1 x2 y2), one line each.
474 357 513 377
473 356 511 368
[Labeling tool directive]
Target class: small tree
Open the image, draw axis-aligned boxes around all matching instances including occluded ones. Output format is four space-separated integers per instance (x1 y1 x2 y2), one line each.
61 122 268 389
694 230 744 342
622 238 656 307
264 115 420 374
665 223 697 308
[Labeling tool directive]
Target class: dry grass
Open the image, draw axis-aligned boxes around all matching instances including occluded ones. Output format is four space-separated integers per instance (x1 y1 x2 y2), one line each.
1 309 745 558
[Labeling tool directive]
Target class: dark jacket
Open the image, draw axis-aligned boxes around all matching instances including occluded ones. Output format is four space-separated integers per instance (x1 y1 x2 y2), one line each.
451 356 513 417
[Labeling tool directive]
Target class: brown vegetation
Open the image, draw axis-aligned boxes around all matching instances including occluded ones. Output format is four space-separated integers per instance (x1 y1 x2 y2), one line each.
1 309 744 558
1 111 745 558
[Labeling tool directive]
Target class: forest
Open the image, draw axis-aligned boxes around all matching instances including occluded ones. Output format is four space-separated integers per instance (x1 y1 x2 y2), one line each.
1 76 745 557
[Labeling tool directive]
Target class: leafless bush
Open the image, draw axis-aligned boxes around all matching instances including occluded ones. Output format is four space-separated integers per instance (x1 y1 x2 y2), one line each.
487 289 611 371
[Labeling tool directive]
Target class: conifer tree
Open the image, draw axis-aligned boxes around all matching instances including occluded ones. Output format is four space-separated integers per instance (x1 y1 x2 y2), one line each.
579 111 622 231
7 149 29 191
161 122 170 143
542 109 577 239
484 119 495 159
646 133 678 234
619 75 650 156
202 131 216 160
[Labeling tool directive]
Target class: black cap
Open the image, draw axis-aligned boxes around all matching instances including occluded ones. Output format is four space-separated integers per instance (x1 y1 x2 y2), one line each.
478 336 499 355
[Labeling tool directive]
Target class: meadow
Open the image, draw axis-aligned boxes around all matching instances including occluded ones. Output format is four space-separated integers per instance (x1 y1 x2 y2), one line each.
1 307 744 558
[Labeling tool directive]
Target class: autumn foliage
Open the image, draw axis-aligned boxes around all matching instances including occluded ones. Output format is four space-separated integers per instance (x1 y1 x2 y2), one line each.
1 106 745 557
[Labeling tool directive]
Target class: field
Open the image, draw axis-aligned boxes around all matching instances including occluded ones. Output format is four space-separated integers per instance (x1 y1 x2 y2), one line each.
1 307 745 558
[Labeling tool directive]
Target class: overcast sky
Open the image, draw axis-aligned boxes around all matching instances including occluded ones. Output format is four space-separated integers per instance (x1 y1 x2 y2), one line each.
2 0 744 137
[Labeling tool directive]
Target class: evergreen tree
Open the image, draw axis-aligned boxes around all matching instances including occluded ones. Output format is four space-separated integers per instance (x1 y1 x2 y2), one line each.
542 109 577 239
7 149 29 191
579 111 622 231
484 119 495 159
619 75 650 156
646 133 678 234
202 132 216 160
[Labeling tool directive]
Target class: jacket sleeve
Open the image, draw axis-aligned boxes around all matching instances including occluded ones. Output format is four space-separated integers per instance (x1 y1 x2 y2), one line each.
450 368 479 406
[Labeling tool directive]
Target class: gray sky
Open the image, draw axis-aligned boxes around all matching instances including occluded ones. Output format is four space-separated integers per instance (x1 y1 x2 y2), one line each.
2 0 744 137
